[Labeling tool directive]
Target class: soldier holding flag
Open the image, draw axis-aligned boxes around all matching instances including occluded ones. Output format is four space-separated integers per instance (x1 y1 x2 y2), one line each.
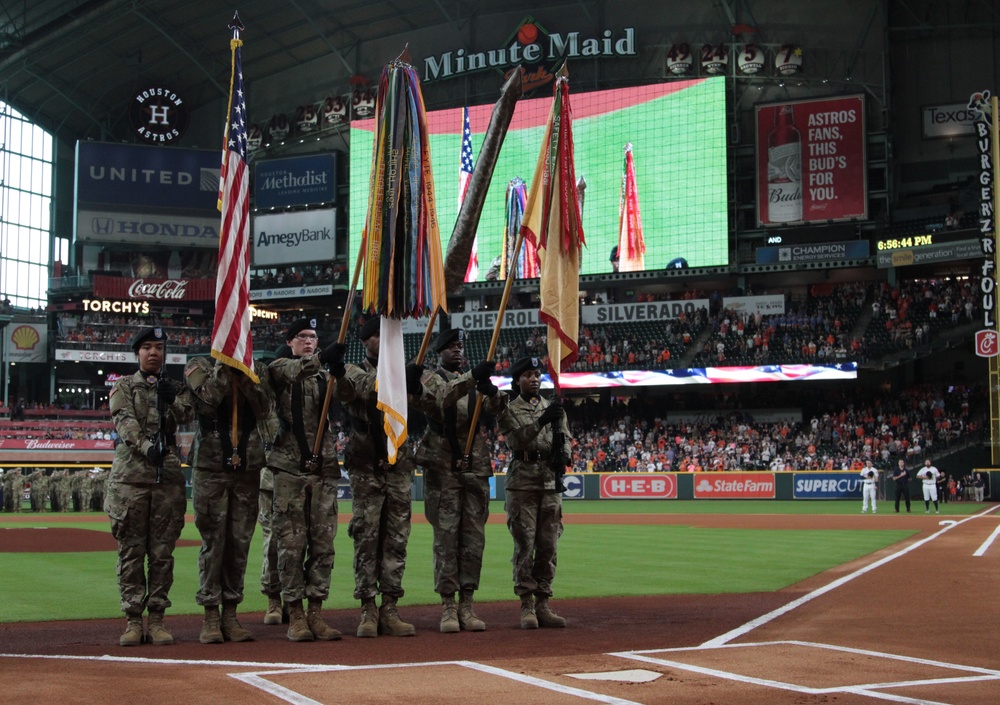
105 327 193 646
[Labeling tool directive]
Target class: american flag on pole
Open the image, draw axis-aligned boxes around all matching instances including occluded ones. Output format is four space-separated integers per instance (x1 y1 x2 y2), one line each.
460 107 479 282
211 16 258 382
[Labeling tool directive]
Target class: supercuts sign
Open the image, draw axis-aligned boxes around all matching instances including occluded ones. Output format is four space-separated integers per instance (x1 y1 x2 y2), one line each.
92 275 215 302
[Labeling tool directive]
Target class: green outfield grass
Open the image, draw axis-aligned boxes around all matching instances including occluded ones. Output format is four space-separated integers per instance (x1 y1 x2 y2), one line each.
0 499 978 623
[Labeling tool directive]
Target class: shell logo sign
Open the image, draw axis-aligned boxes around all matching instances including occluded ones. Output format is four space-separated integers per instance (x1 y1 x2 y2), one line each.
11 325 40 350
5 324 47 363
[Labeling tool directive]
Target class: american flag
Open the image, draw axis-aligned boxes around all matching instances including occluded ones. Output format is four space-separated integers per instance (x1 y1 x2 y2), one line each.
211 30 258 382
460 107 479 282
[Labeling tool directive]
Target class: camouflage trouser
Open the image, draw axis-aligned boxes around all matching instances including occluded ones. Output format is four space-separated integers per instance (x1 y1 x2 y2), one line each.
258 488 281 596
272 471 339 603
505 489 563 598
193 469 260 606
424 469 489 596
347 465 412 601
104 481 186 615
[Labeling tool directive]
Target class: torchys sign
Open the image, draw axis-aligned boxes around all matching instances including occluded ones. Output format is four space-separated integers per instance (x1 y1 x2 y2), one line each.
423 18 637 87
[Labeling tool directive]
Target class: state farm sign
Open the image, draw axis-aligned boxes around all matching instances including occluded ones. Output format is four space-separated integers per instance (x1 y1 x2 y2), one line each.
693 472 775 499
599 474 677 499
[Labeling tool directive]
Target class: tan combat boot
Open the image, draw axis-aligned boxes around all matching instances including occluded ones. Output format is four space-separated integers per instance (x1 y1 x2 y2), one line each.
147 610 174 645
534 597 566 628
306 599 342 641
458 589 486 631
378 596 416 636
439 594 460 633
119 614 144 647
199 606 224 644
357 599 379 638
285 600 314 642
519 596 538 629
221 602 254 642
263 594 283 625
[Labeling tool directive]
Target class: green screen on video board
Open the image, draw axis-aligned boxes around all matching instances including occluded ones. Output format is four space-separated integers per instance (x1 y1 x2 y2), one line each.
348 76 728 282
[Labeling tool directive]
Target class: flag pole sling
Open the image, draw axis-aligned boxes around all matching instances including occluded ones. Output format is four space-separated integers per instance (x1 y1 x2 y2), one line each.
313 234 368 457
463 230 524 455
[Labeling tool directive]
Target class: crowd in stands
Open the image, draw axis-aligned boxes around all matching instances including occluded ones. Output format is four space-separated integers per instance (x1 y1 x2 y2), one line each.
473 382 985 475
250 263 347 290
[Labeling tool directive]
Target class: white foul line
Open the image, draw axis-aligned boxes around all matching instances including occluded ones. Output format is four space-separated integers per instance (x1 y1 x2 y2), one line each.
973 520 1000 556
702 505 999 647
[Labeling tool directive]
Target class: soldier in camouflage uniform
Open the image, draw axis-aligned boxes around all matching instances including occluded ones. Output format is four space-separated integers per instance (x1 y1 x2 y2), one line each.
266 318 344 642
105 327 194 647
415 327 502 632
499 356 572 629
2 468 24 512
185 356 276 644
28 469 48 512
333 316 425 638
55 469 73 512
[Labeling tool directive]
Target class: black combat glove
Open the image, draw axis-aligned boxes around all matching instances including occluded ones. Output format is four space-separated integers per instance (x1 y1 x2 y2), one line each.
471 360 495 382
145 445 162 464
320 342 347 378
157 378 177 405
538 402 564 427
476 377 499 397
405 363 425 395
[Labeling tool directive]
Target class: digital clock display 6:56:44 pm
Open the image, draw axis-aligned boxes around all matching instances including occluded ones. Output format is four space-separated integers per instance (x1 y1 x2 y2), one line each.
876 234 934 250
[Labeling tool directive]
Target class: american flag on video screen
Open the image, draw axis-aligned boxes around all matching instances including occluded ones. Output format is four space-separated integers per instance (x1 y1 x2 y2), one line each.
211 36 257 382
460 107 478 282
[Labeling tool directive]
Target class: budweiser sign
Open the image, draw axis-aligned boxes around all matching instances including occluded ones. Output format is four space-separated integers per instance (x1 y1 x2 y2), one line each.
128 278 189 299
0 439 116 450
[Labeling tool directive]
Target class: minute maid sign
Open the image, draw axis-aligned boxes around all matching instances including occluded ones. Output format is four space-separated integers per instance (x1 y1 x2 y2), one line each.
424 17 636 83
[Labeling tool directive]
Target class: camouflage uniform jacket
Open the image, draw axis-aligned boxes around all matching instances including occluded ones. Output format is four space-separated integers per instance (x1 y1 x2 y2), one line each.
108 371 195 485
415 367 503 477
185 357 276 472
498 395 572 492
335 358 426 470
267 354 340 477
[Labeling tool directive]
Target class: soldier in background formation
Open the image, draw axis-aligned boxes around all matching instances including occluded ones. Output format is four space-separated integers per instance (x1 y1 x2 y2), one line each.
185 356 276 644
415 327 501 633
266 318 344 642
333 316 421 638
2 468 25 512
499 356 572 630
105 327 194 647
27 468 49 512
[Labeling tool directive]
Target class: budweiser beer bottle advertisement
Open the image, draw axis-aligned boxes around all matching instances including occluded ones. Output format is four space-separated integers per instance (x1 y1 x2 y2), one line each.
766 105 802 223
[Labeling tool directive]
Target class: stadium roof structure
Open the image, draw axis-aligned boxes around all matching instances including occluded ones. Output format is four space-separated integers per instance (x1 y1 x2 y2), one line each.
0 0 506 145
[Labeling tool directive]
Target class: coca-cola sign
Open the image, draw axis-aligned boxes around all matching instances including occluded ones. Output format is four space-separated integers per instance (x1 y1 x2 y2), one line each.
92 274 215 302
127 278 189 300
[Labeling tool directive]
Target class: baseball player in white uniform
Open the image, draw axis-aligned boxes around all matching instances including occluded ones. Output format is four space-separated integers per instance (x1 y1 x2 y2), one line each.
860 461 878 513
918 459 940 514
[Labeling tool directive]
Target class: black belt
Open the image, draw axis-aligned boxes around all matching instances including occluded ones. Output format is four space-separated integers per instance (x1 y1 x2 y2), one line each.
516 450 544 462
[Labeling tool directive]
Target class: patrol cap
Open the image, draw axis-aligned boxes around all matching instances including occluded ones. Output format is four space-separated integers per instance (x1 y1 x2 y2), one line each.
510 356 542 383
359 316 380 341
130 327 167 352
285 317 318 341
433 327 465 352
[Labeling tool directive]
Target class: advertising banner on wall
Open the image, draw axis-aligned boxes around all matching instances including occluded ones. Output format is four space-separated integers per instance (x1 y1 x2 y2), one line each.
692 472 775 498
91 275 216 302
55 349 188 365
599 474 677 499
722 295 785 316
580 300 710 325
252 209 337 267
254 153 338 208
74 142 221 248
249 284 334 301
755 95 867 226
4 324 47 363
756 240 870 264
792 473 864 499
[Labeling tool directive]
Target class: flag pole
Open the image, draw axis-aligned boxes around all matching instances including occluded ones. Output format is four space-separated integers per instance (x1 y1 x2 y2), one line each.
310 231 368 461
463 230 525 455
414 308 439 365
